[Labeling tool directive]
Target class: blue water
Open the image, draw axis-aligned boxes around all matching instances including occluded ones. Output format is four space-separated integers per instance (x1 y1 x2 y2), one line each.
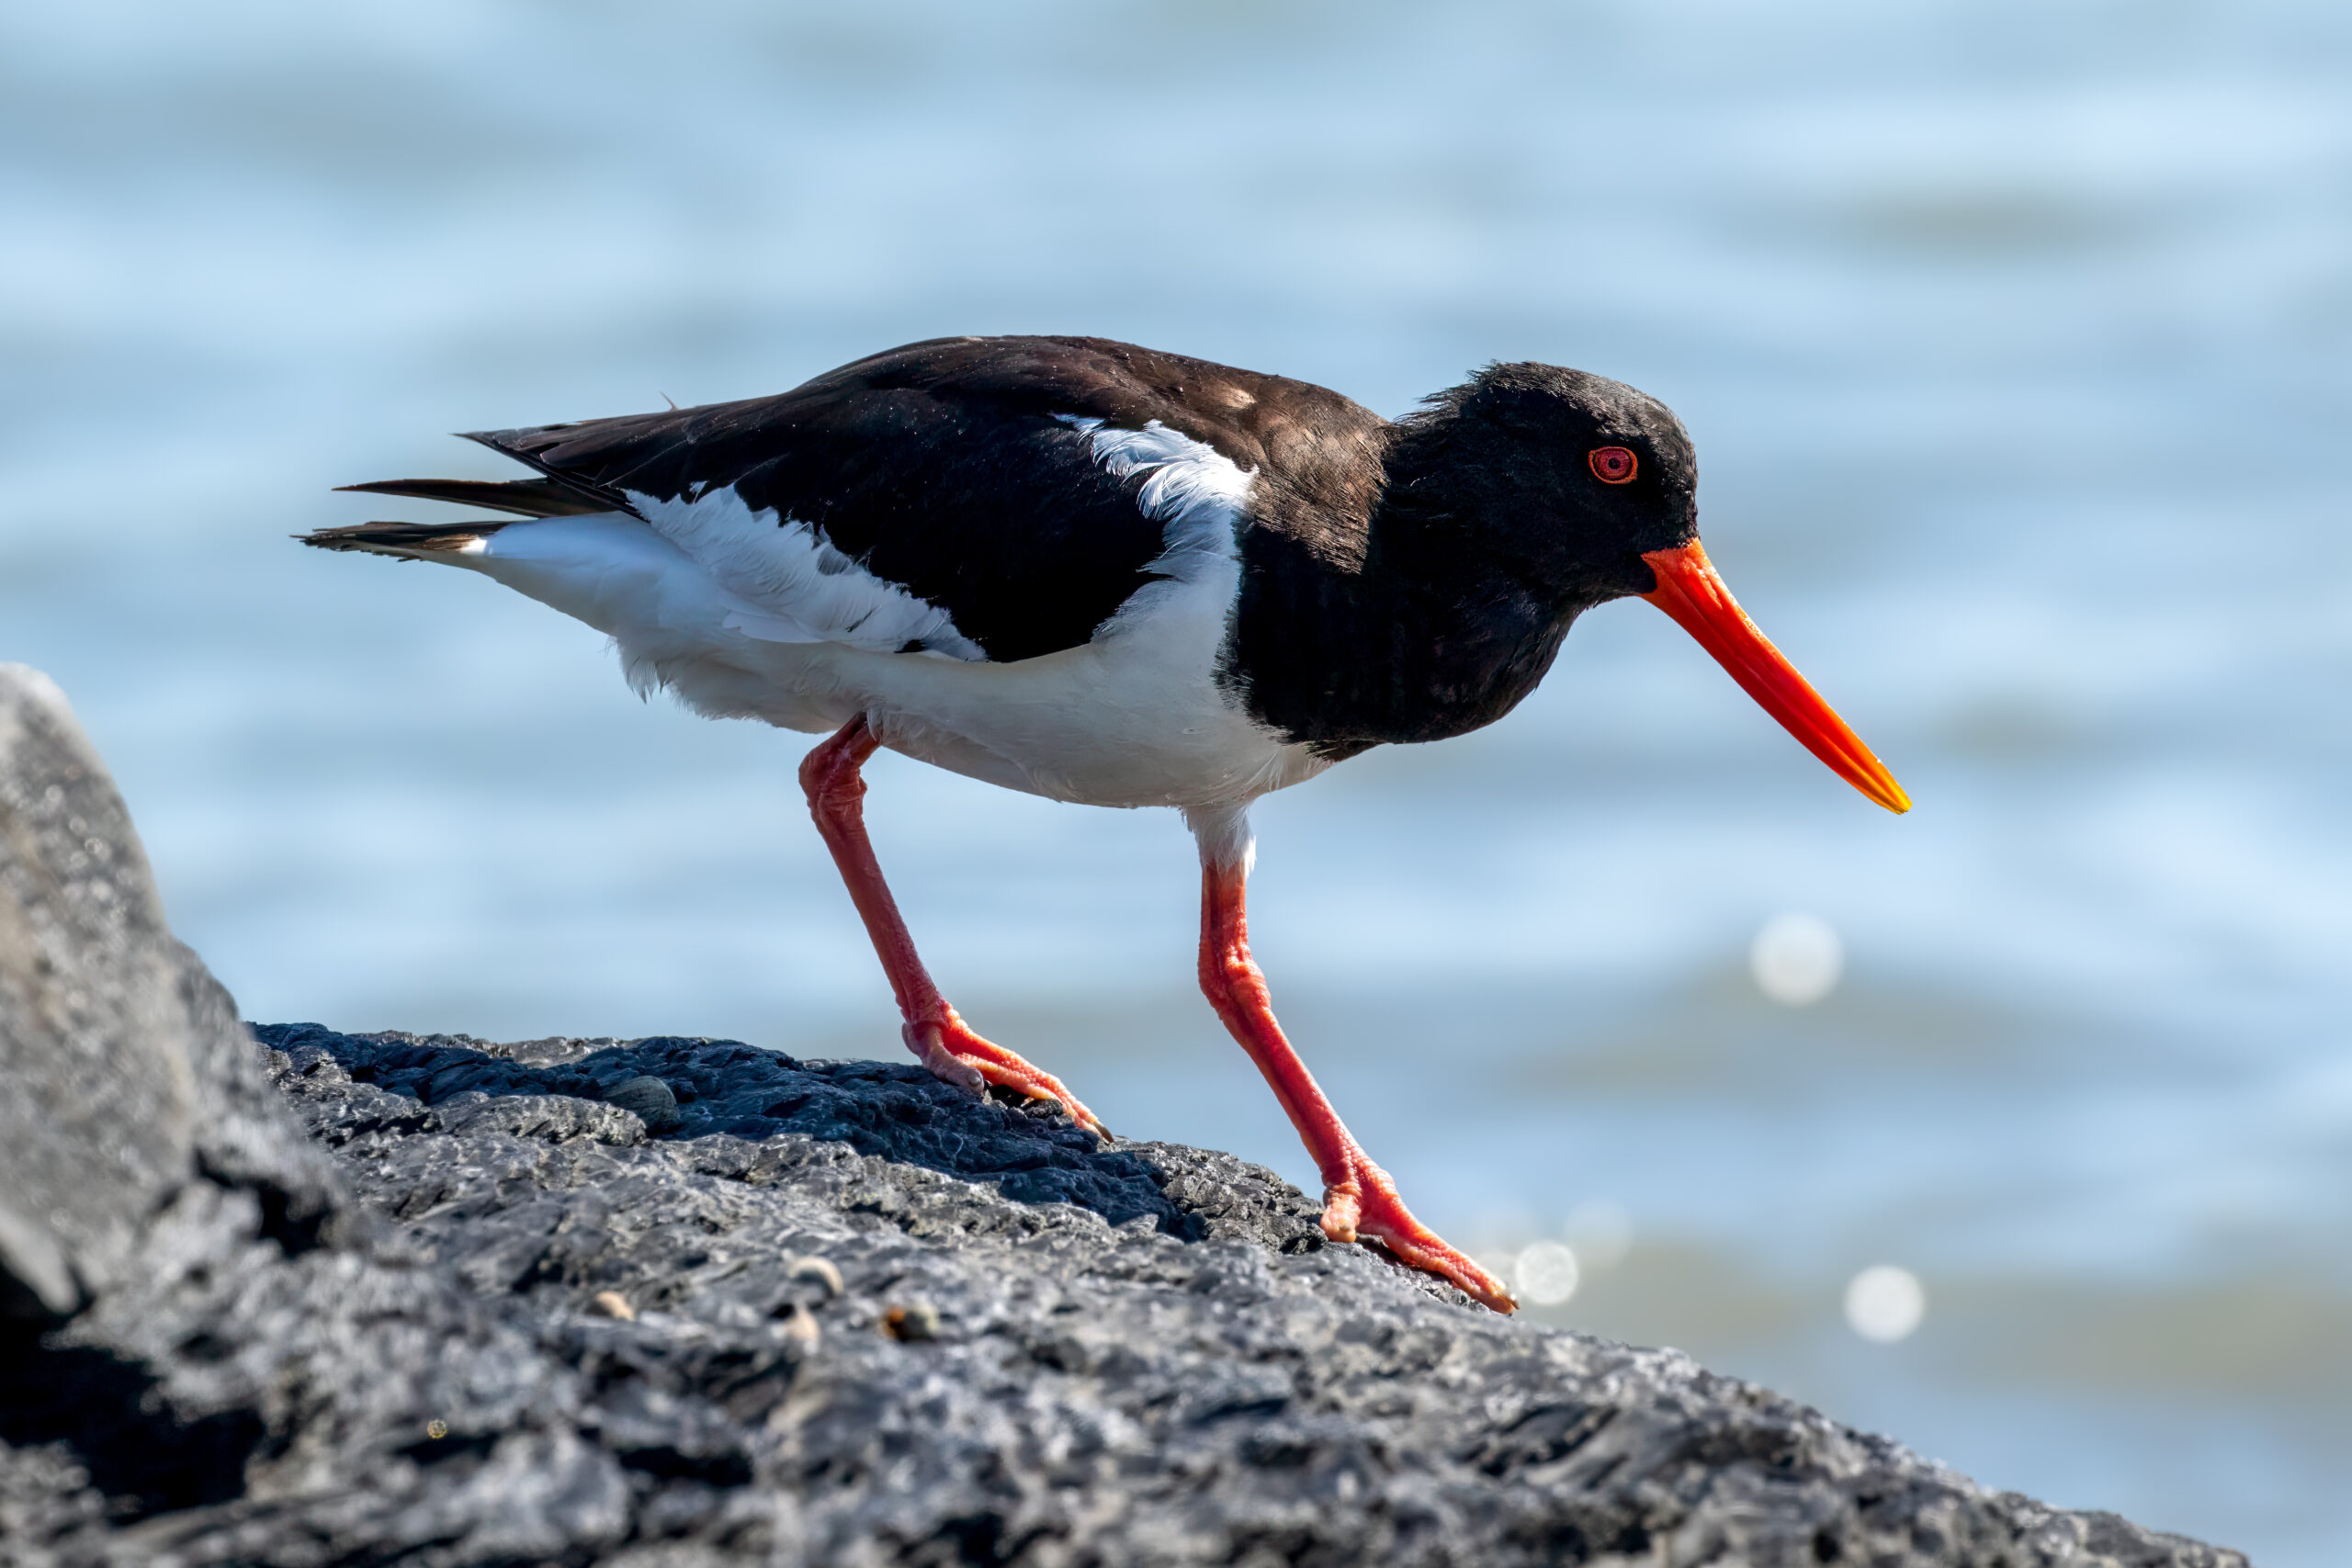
5 1 2348 1556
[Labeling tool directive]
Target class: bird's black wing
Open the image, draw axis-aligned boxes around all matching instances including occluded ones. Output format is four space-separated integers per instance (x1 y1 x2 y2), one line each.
461 335 1389 662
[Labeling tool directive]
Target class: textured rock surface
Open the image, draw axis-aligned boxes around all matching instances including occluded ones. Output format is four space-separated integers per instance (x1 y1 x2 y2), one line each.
0 666 2250 1567
0 666 339 1322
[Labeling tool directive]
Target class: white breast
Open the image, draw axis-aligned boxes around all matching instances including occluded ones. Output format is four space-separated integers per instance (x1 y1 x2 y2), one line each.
439 420 1329 812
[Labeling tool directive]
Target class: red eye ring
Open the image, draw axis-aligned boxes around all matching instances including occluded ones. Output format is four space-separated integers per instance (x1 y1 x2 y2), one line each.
1589 446 1638 485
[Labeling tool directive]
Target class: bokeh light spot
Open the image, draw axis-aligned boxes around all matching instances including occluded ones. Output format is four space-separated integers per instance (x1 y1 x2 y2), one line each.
1843 1265 1926 1343
1751 912 1843 1006
1514 1240 1581 1305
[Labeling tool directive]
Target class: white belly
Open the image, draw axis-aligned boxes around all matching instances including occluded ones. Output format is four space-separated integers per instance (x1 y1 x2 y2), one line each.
448 510 1329 811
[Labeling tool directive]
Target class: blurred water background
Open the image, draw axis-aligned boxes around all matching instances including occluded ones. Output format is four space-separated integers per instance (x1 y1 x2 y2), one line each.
5 0 2347 1556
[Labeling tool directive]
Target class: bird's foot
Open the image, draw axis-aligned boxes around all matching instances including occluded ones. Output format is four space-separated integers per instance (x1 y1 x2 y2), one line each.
902 1008 1108 1139
1321 1155 1516 1313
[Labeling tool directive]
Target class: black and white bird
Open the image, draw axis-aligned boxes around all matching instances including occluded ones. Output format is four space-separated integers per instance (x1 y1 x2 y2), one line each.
307 333 1908 1312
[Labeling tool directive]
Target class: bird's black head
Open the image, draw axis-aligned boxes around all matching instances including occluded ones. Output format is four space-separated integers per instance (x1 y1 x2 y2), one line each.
1369 359 1907 813
1385 361 1699 606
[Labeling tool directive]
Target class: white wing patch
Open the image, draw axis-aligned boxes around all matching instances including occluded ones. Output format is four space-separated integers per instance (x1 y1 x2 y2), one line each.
626 484 985 660
1055 415 1254 635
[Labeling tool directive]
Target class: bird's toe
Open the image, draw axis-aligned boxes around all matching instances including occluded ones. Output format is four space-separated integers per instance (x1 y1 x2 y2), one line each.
902 1010 1107 1140
1323 1158 1516 1314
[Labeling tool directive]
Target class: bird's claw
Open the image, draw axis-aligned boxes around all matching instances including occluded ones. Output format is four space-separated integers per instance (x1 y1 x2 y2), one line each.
902 1010 1107 1139
1320 1156 1516 1314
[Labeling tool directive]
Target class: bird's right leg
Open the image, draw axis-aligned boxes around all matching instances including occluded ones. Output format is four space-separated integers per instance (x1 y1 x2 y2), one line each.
798 716 1105 1137
1186 806 1515 1313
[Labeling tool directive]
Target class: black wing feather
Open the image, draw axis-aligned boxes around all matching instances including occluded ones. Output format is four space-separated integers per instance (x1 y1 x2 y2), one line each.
457 336 1389 663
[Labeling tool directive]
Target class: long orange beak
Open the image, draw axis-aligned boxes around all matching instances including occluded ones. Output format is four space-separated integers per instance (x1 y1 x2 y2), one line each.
1641 540 1910 814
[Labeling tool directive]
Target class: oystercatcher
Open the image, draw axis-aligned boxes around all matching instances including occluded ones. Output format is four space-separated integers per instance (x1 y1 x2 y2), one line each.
306 334 1907 1313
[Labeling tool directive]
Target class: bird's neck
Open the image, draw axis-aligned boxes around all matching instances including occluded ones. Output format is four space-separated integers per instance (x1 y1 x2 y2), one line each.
1226 425 1591 755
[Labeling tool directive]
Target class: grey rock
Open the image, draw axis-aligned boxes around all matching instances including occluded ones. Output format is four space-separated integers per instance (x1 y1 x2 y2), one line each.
0 665 340 1322
0 664 2247 1566
6 1015 2249 1568
605 1073 684 1135
0 664 199 1317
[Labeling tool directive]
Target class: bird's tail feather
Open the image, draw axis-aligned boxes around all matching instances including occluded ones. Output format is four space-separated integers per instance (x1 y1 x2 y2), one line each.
334 476 610 517
300 518 511 558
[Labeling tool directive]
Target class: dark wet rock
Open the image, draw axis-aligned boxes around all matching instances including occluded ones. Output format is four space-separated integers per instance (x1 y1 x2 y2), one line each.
604 1073 684 1135
0 665 2250 1567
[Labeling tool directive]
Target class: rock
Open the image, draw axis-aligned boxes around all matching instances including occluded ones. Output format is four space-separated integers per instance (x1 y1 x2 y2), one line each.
0 666 2252 1566
604 1072 684 1134
0 665 341 1323
4 1015 2254 1568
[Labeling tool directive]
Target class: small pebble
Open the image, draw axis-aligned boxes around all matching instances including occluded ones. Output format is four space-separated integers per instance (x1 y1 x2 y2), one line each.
605 1075 683 1134
589 1291 636 1321
788 1255 844 1297
882 1302 938 1342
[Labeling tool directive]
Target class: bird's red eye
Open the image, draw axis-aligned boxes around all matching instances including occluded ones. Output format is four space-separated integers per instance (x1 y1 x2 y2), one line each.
1589 446 1638 484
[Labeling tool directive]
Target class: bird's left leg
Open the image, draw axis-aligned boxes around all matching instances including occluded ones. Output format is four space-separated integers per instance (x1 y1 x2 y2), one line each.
1186 807 1515 1313
799 716 1105 1136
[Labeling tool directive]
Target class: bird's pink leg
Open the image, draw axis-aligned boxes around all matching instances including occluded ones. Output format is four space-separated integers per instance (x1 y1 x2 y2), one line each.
1195 853 1516 1314
799 716 1105 1136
